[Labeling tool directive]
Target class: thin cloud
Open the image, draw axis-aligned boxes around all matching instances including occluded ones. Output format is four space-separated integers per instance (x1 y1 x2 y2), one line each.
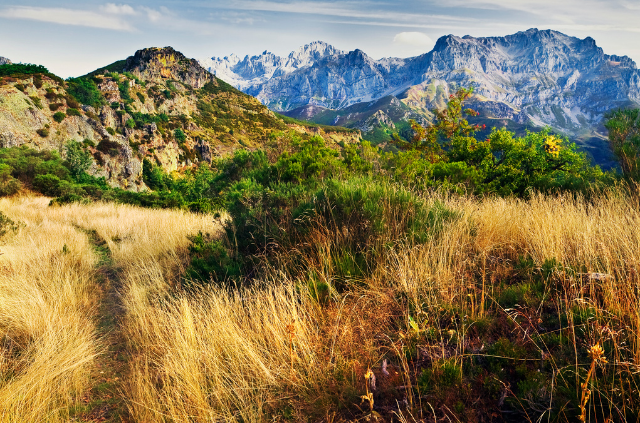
99 3 137 15
229 0 475 23
0 5 134 31
394 32 433 47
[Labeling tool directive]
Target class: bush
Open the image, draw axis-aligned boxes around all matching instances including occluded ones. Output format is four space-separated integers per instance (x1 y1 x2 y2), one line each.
66 77 104 108
33 173 64 196
0 164 22 196
37 128 49 137
64 141 92 179
0 63 49 77
65 95 80 109
29 96 43 109
174 128 186 142
66 108 81 117
0 211 20 239
184 232 243 284
53 112 66 123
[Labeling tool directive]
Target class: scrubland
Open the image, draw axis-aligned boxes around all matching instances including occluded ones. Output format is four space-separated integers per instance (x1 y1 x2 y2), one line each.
2 184 638 422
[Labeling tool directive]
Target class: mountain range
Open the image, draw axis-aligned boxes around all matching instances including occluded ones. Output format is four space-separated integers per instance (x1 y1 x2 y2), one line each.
202 29 640 167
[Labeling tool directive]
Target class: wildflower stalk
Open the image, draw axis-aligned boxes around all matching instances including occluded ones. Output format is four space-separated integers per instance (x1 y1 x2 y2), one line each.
579 344 608 422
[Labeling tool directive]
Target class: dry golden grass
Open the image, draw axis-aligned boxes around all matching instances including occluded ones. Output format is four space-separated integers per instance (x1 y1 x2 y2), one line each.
118 188 640 421
2 187 639 421
0 196 218 422
0 196 100 422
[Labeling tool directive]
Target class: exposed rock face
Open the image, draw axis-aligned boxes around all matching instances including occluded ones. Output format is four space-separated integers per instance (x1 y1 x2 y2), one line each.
359 110 395 133
0 57 11 66
208 29 640 143
200 41 343 90
125 47 215 89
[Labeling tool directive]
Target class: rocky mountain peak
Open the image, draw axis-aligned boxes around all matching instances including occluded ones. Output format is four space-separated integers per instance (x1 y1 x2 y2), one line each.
288 41 342 62
201 41 343 90
0 57 11 66
125 46 215 88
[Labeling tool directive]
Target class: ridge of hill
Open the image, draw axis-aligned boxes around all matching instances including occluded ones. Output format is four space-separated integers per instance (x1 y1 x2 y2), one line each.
0 47 359 190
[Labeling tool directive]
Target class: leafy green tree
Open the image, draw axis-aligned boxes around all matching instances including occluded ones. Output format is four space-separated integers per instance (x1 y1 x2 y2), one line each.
605 109 640 179
66 77 105 108
64 141 92 179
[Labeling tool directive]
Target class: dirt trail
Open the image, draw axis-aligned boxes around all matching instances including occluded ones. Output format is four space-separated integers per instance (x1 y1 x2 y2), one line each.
75 229 131 423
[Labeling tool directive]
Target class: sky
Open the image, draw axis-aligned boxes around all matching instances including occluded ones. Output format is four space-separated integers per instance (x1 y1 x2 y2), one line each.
0 0 639 78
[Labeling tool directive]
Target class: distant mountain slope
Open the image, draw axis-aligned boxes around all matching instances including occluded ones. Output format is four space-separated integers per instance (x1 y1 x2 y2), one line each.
0 57 10 66
0 47 359 190
200 41 344 91
207 29 640 166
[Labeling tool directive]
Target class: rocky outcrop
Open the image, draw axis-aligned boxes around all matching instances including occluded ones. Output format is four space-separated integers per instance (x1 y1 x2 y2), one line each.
125 47 215 89
358 110 395 133
0 57 11 66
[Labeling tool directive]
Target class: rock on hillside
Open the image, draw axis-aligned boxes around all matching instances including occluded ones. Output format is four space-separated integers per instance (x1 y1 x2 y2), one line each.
0 47 360 190
0 57 11 66
125 47 215 89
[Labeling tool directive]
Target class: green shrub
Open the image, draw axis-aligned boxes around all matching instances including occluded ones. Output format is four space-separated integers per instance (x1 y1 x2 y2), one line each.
65 95 80 109
126 119 136 129
0 63 50 77
66 108 81 117
49 103 63 111
52 112 66 123
0 211 20 239
33 173 64 196
174 128 186 142
29 96 43 109
66 77 104 108
118 81 132 102
0 164 22 196
64 141 92 179
184 232 243 284
37 128 49 137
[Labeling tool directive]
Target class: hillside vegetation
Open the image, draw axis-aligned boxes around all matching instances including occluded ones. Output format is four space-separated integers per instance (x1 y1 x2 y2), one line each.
0 50 359 191
1 74 640 421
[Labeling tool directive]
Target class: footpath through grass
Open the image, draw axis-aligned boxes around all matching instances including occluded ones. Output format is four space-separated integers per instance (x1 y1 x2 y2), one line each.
72 229 129 423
